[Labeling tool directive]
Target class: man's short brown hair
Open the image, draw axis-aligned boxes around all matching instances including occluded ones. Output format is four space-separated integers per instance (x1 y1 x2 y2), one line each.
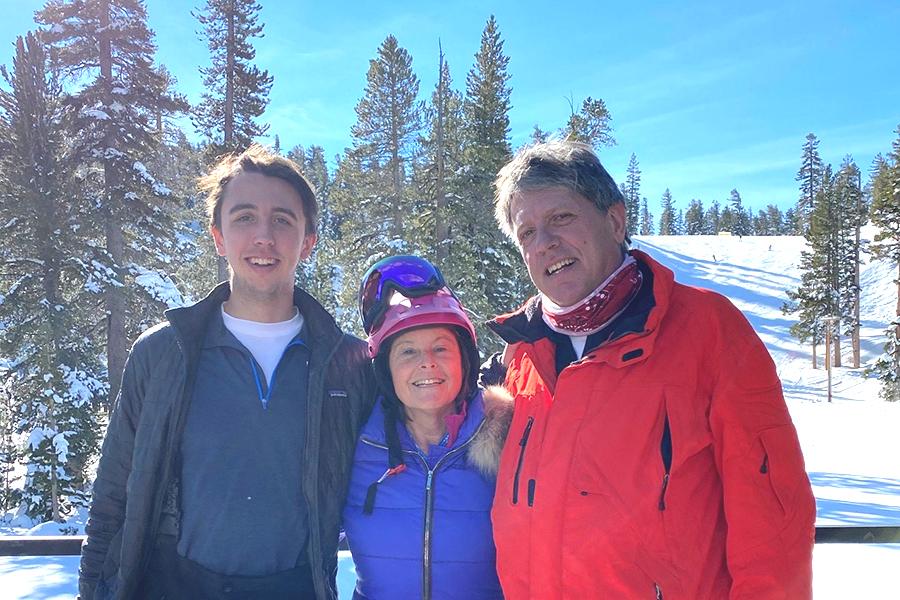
199 144 318 235
494 140 628 249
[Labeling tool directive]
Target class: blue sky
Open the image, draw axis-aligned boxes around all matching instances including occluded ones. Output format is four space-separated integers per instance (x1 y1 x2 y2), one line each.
2 0 899 214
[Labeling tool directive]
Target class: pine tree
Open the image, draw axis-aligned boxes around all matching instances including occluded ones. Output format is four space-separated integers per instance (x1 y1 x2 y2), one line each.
728 189 750 236
783 207 798 234
719 206 736 233
37 0 189 407
796 133 823 234
0 32 103 520
36 0 187 408
564 96 615 149
0 375 22 512
350 35 420 205
193 0 273 154
455 16 528 353
870 125 900 399
623 154 641 234
287 143 341 316
834 157 865 367
192 0 273 282
658 189 676 235
639 197 653 235
765 204 785 235
684 199 704 235
529 124 549 144
415 45 465 269
786 166 849 368
704 200 721 234
329 34 422 327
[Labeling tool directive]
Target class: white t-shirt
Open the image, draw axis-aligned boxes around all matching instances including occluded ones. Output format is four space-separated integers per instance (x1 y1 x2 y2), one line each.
221 305 304 385
569 335 587 359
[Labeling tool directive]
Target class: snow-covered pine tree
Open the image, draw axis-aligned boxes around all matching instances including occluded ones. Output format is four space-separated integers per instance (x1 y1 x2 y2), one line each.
454 15 529 353
286 143 344 320
834 157 866 367
192 0 273 282
765 204 785 235
37 0 188 408
0 369 23 513
684 199 704 235
869 125 900 399
328 34 422 330
147 130 209 302
193 0 272 155
416 47 466 269
704 200 721 234
728 189 750 236
658 189 676 235
640 197 654 235
786 166 845 368
623 154 641 236
0 32 104 520
795 133 824 235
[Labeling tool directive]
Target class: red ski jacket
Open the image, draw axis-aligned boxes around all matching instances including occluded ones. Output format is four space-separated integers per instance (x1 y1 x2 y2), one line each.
488 250 815 600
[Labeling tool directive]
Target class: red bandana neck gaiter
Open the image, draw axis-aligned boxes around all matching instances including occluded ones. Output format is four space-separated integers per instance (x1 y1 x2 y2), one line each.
541 255 643 336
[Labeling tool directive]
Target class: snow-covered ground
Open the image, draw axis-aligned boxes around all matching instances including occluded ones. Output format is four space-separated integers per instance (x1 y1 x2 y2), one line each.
3 234 898 598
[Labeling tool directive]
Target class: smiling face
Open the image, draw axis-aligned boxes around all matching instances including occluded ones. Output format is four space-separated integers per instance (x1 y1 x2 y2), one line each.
510 186 626 307
388 326 463 422
211 171 317 321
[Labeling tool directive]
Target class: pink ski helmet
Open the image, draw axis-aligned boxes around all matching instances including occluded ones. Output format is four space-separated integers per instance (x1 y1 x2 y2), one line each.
358 255 477 358
366 288 477 358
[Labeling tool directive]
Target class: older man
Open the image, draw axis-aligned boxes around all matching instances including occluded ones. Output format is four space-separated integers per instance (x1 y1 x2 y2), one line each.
488 141 815 599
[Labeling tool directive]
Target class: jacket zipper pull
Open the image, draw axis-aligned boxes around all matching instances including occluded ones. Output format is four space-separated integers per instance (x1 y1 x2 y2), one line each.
760 453 769 474
658 473 670 511
527 479 536 507
512 416 535 505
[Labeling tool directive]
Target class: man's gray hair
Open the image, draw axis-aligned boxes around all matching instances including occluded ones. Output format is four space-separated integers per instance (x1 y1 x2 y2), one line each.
493 140 628 248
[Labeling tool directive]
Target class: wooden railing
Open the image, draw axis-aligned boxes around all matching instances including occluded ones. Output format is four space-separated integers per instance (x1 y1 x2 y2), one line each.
0 526 898 557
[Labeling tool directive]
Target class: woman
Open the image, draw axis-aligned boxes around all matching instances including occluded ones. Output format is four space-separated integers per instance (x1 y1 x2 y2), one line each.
343 255 510 600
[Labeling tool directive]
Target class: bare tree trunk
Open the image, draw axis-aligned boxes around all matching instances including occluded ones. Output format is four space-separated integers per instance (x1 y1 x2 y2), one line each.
216 1 237 283
852 187 861 367
100 0 127 409
833 329 841 367
811 340 817 369
434 45 449 268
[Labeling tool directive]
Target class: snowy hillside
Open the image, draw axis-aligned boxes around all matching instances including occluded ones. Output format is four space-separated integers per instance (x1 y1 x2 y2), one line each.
2 233 899 599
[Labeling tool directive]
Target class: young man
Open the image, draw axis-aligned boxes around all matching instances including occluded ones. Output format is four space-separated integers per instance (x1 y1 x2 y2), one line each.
78 145 374 600
488 141 815 599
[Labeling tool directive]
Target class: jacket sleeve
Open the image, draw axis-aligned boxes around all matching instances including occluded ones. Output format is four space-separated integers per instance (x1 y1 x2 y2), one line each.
78 339 149 600
707 299 816 600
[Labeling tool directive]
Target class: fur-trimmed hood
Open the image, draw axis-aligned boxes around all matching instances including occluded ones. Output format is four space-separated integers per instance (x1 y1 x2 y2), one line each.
468 385 514 478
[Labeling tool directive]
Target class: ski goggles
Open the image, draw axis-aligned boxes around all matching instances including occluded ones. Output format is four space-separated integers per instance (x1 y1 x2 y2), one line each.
358 255 452 335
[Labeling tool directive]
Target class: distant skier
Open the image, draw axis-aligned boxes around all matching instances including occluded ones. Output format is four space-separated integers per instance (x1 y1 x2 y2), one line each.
486 140 815 599
78 145 374 599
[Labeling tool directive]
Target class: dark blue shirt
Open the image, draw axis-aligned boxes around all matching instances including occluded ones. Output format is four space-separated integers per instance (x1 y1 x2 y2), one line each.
177 310 310 576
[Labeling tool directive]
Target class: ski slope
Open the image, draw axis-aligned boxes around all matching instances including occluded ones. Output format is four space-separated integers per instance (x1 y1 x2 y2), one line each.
3 234 899 598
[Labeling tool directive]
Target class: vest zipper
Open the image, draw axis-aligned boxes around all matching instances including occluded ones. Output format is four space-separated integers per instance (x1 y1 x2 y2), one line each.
760 453 769 474
655 582 664 599
361 420 486 600
512 416 535 504
423 469 434 600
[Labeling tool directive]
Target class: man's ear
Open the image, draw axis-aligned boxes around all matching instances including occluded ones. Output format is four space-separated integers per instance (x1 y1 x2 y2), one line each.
299 233 318 261
211 224 226 257
608 203 627 245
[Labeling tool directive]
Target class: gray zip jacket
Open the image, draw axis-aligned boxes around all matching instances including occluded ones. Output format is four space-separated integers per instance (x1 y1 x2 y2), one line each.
78 283 374 599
